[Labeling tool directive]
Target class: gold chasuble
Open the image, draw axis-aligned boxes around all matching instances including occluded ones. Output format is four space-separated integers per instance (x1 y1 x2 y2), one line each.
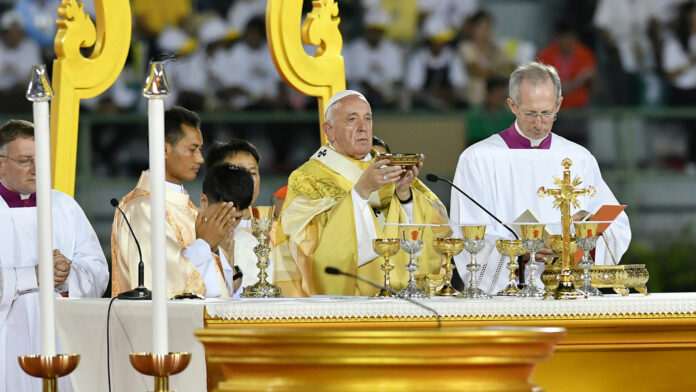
111 172 228 298
274 147 450 297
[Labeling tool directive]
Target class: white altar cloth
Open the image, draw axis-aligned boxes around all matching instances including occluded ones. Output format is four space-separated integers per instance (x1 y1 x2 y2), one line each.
54 298 207 392
54 294 696 391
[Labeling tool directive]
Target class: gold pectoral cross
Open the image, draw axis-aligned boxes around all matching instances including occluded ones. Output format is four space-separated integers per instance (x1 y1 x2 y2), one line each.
538 158 596 299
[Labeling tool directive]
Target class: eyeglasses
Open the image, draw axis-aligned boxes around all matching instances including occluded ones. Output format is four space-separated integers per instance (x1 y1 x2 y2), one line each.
519 110 556 122
0 155 35 167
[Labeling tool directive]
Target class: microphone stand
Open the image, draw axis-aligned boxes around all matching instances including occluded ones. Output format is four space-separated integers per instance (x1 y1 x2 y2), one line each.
111 199 152 300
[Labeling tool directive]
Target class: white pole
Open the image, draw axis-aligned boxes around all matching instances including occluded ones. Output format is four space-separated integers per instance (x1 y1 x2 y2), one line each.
148 97 167 355
34 99 55 356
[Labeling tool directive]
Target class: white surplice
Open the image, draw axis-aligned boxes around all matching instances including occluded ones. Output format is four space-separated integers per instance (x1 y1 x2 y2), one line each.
450 133 631 295
0 190 108 392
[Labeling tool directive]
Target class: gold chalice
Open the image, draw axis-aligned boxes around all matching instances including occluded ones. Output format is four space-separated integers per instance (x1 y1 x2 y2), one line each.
432 237 464 296
548 235 577 263
518 224 546 298
242 206 283 298
459 225 490 299
495 239 524 296
574 222 601 296
390 224 428 299
372 238 401 297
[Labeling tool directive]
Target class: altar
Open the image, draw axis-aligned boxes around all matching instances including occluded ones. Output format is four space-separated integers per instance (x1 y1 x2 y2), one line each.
56 293 696 391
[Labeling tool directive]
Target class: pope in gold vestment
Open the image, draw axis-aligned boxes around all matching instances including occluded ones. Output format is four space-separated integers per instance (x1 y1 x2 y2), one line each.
274 148 449 297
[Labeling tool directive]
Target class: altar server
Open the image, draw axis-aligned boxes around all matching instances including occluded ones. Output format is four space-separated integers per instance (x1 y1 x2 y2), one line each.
450 62 631 294
274 90 449 296
0 119 108 392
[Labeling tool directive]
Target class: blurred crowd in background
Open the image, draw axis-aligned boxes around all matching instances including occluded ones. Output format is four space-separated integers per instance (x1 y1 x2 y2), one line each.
2 0 696 113
3 0 696 176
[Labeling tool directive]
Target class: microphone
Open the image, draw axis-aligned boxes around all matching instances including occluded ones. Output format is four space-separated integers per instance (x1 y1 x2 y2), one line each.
111 198 152 300
324 267 441 328
426 174 527 286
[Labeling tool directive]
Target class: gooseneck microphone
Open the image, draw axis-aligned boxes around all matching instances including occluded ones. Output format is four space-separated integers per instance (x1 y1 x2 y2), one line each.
325 267 441 328
426 173 527 286
111 198 152 300
426 173 518 240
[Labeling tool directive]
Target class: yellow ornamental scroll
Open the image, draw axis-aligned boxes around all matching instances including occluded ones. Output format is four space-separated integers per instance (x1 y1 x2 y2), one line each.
266 0 346 145
51 0 131 196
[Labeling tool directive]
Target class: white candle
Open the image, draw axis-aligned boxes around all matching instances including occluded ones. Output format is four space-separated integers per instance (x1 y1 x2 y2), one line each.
148 98 168 355
34 99 55 356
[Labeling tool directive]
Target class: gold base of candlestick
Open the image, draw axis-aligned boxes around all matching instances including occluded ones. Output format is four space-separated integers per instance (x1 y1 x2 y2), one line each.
129 352 191 392
18 354 80 392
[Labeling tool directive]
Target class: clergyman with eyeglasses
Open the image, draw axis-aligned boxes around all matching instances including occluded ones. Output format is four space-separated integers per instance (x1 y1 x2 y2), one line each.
0 119 108 391
449 62 631 295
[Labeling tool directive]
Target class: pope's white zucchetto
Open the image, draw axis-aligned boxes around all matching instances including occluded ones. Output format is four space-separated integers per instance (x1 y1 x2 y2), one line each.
324 90 368 118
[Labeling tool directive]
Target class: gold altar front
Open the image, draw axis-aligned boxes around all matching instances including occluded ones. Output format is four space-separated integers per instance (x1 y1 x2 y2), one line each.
201 295 696 391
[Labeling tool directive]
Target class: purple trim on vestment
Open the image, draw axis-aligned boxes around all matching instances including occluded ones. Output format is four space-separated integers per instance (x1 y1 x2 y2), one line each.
0 180 36 207
499 123 552 149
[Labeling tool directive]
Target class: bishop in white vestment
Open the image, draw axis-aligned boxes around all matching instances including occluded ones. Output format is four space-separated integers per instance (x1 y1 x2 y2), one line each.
450 62 631 295
0 120 108 392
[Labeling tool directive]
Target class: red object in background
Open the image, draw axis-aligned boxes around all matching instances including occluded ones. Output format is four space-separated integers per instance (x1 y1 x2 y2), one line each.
537 42 596 109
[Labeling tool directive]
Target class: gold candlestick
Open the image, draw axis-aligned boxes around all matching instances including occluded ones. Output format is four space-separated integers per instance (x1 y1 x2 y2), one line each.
129 352 191 392
538 159 595 300
372 238 401 297
18 354 80 392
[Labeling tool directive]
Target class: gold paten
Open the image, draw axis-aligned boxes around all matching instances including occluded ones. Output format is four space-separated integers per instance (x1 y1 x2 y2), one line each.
375 153 425 166
538 159 596 299
542 264 649 296
196 327 566 392
129 352 191 392
432 237 464 296
18 354 80 392
372 238 401 297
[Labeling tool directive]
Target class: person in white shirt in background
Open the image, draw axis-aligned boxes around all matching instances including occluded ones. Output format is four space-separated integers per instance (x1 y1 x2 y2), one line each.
404 15 468 110
345 10 404 109
0 11 41 113
0 119 108 392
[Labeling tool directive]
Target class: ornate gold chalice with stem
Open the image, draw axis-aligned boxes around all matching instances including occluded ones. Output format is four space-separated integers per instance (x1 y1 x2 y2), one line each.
459 225 491 299
432 227 464 296
242 206 283 298
372 238 402 297
574 221 602 296
496 239 525 296
518 224 547 298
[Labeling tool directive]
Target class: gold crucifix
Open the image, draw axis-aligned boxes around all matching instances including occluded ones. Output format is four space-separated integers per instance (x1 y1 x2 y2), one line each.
538 158 596 299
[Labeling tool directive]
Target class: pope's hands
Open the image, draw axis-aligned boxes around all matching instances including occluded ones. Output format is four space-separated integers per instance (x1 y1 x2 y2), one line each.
196 202 238 250
395 161 422 201
53 250 71 287
354 159 405 200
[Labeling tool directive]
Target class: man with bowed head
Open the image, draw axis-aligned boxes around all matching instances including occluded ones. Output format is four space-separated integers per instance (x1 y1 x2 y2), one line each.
274 90 449 296
450 62 631 295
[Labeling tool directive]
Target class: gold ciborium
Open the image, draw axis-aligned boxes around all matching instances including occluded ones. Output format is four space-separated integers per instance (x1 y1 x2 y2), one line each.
18 354 80 392
459 225 490 299
130 352 192 392
432 236 464 296
518 224 546 298
242 206 283 298
574 222 601 296
496 239 524 296
372 238 401 297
